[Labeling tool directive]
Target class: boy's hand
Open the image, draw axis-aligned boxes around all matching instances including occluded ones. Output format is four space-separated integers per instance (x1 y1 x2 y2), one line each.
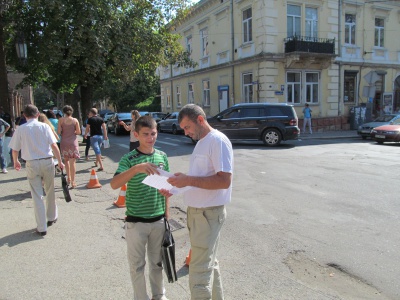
159 188 173 198
136 163 160 176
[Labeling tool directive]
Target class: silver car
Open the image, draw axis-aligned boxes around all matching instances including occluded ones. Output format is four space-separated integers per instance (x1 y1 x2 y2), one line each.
357 114 400 139
157 112 183 135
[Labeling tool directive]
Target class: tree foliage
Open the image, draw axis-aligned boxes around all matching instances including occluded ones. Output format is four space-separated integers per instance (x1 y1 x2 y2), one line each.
5 0 192 120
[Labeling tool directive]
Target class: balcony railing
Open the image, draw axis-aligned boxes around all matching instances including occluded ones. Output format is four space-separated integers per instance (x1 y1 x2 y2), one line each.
284 36 335 54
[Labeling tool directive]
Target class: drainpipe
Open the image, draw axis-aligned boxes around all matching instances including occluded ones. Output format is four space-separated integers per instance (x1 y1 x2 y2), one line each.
230 0 235 106
338 0 342 117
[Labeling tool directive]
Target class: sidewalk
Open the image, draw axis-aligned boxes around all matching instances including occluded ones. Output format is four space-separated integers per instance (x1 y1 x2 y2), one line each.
299 130 359 140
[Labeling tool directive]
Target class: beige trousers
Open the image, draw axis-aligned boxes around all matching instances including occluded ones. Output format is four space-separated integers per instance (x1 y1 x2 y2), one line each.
26 158 57 232
125 219 166 300
187 205 226 300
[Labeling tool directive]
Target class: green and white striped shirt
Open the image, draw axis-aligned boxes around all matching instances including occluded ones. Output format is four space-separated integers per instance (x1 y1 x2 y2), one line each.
114 149 170 218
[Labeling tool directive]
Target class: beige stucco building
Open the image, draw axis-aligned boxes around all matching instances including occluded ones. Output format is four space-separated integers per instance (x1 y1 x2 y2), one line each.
159 0 400 131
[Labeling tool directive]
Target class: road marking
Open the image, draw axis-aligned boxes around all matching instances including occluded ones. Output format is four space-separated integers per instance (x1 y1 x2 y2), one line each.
115 143 129 149
156 140 179 146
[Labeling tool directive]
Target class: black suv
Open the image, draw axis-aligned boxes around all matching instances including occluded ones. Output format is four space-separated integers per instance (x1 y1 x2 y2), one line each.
207 103 299 146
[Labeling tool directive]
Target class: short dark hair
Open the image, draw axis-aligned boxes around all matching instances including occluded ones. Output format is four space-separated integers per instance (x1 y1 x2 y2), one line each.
135 116 157 133
63 105 73 116
89 108 98 115
46 110 56 119
23 104 39 118
178 104 206 124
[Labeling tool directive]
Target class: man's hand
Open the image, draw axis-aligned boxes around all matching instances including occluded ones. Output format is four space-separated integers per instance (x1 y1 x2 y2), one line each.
167 172 189 188
14 160 21 171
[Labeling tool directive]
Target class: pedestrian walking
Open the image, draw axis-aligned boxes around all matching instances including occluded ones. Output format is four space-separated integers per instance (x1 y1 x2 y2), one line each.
303 103 313 134
0 117 11 173
110 116 170 300
58 105 81 188
120 110 141 151
39 113 59 140
82 113 92 161
162 104 234 300
8 104 64 236
84 108 108 171
45 110 60 149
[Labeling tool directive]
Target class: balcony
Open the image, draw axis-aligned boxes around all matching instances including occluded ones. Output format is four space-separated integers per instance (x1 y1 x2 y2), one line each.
285 36 335 55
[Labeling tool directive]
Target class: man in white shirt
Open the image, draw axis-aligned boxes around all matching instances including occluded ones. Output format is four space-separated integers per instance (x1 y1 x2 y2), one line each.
9 104 64 236
163 104 233 300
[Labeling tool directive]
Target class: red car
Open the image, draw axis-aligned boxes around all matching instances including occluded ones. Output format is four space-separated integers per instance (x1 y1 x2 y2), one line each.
370 119 400 144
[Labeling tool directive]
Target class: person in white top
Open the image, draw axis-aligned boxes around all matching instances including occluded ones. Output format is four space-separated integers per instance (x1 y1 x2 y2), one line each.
161 104 233 300
9 104 64 236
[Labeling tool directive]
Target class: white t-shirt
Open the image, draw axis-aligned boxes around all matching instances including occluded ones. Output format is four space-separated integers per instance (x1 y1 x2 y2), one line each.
184 129 233 208
9 118 57 161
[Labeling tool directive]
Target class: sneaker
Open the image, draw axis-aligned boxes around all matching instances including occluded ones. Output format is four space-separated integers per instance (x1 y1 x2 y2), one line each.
2 168 7 173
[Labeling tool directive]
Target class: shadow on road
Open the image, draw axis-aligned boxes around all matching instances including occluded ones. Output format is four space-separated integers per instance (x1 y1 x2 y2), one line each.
0 229 44 247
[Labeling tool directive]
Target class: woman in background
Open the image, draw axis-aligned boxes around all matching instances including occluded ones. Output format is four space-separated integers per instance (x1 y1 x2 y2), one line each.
120 110 140 151
58 105 81 188
38 113 59 140
45 110 60 149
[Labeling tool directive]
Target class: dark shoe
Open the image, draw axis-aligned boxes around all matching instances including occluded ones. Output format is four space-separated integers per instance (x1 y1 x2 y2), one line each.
35 229 47 236
47 218 57 227
97 168 104 171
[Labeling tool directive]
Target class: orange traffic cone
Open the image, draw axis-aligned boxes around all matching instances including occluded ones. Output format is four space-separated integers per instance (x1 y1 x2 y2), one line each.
113 184 127 208
86 169 102 189
185 249 192 266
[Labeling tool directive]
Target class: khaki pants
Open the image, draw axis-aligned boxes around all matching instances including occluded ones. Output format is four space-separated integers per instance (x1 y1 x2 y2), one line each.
187 206 226 300
125 219 166 300
26 158 57 232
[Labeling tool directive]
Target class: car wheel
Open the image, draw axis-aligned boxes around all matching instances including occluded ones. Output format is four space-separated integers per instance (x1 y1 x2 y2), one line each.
362 136 367 140
172 125 178 135
377 141 384 144
262 128 282 146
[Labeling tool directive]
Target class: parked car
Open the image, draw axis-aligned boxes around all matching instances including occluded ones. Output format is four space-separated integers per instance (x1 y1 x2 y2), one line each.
107 112 132 135
157 112 183 134
99 109 113 118
370 118 400 144
357 114 400 139
206 103 299 146
103 112 115 122
138 111 149 116
146 112 168 122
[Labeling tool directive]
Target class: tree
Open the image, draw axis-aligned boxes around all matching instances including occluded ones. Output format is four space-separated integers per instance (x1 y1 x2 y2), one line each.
5 0 193 121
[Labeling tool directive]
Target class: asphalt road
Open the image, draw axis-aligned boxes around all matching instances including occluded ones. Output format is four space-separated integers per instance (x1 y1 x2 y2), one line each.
1 132 399 299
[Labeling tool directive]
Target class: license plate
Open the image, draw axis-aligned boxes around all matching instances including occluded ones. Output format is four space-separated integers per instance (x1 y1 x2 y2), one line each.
375 134 385 139
361 130 370 133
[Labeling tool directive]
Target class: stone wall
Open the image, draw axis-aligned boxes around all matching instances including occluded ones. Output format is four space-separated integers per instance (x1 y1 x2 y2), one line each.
298 116 350 132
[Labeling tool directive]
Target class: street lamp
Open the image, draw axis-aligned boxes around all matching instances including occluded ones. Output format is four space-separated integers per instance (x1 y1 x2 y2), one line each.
15 33 27 63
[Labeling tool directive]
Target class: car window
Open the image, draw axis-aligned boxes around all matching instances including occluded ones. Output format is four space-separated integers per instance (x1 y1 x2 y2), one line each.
223 109 241 119
374 115 396 122
393 119 400 125
240 108 264 117
266 106 289 117
118 113 131 119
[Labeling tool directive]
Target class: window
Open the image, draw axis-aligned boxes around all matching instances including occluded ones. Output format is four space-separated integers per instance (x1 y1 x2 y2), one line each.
287 71 320 104
243 8 252 43
344 72 357 103
305 7 318 39
243 73 254 103
374 18 384 47
345 14 356 45
203 80 210 106
200 28 209 57
287 4 301 37
186 36 192 58
286 72 301 104
188 83 194 104
306 73 319 103
176 86 181 107
165 87 171 107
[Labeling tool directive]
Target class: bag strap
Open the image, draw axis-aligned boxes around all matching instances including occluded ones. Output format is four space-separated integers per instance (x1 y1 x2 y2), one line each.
164 218 171 231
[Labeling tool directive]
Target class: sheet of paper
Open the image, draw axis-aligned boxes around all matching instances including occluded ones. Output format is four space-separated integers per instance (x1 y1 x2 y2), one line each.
142 169 192 195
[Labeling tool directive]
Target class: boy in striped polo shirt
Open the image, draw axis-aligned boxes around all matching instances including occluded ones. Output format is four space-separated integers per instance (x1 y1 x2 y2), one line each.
111 116 170 300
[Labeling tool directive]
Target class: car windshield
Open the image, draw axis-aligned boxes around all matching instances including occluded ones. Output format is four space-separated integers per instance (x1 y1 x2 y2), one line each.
393 119 400 125
118 113 131 119
374 115 397 122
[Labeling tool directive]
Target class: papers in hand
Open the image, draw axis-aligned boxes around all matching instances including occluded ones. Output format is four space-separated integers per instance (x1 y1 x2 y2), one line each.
142 169 192 195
